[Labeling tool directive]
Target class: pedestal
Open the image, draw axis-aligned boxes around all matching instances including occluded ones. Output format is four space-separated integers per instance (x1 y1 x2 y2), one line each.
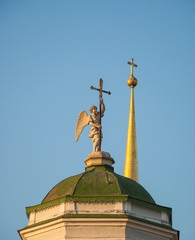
84 151 115 167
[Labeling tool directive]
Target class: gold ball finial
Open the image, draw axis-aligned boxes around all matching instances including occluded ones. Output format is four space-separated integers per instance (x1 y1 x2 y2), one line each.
127 58 138 88
127 75 138 88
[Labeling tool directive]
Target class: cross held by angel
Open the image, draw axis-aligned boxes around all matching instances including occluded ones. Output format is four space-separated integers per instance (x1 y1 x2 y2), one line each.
75 78 111 152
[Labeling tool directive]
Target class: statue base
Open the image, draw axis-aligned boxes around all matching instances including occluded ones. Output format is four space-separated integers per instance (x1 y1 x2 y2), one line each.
84 151 115 167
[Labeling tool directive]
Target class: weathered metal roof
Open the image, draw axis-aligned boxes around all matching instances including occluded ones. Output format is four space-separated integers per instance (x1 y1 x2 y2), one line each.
42 165 155 204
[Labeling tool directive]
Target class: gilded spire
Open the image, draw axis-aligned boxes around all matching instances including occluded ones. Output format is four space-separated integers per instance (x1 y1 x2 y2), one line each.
124 58 138 182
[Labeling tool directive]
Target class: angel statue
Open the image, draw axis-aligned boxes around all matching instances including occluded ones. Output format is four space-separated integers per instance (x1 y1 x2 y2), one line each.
75 78 111 152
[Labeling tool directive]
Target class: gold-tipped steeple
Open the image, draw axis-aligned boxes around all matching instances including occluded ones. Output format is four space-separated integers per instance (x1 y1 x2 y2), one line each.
124 58 138 182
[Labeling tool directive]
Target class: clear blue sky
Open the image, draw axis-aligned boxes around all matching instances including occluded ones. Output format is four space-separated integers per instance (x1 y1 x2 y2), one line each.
1 1 195 239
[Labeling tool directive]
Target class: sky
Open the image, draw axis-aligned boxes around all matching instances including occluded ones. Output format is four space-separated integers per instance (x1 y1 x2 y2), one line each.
1 0 195 239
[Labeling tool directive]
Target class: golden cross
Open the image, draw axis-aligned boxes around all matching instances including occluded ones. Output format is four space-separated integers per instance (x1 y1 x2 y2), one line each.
127 58 138 76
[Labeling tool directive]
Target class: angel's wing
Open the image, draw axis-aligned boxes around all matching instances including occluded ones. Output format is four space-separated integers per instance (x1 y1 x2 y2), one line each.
75 111 90 141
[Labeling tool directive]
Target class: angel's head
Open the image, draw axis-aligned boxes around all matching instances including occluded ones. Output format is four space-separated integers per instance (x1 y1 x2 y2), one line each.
89 105 97 114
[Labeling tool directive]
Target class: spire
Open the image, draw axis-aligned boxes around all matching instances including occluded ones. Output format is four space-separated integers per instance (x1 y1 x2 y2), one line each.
124 58 138 182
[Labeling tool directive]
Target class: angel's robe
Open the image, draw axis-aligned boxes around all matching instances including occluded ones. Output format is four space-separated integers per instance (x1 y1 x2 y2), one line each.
88 112 102 139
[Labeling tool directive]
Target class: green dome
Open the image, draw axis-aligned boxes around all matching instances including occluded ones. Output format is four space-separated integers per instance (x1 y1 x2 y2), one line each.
42 165 155 204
